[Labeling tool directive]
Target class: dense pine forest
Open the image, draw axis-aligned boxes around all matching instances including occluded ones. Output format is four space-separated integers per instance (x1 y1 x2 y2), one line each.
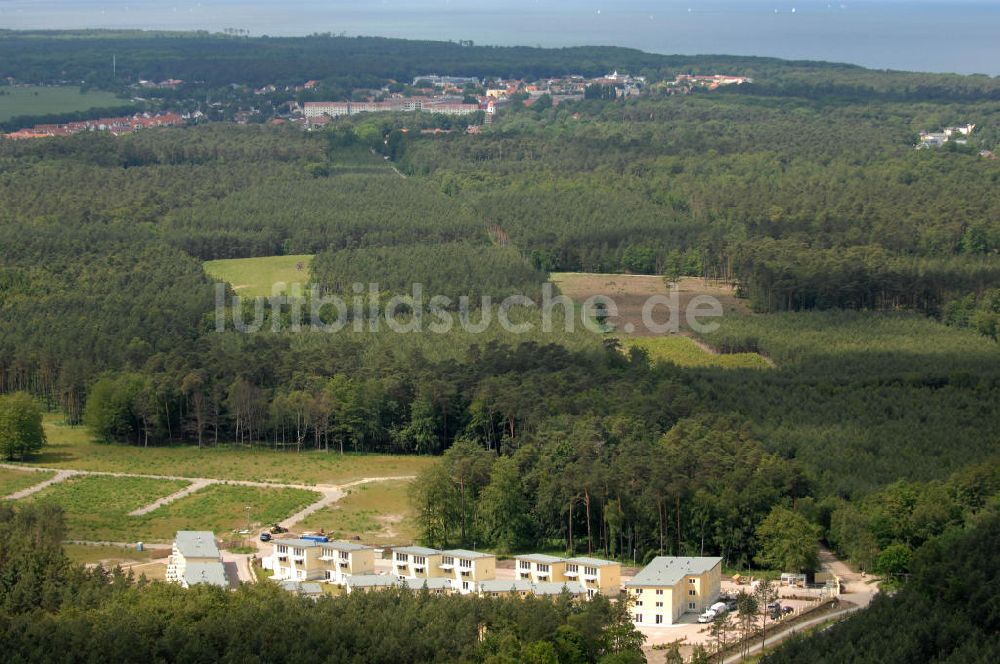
1 30 999 662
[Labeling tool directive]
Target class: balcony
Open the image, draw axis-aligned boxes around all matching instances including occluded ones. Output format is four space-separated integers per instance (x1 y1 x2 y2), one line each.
564 570 579 578
439 563 454 570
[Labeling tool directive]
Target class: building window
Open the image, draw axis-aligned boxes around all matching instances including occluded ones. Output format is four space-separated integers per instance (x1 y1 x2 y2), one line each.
339 551 349 560
414 556 426 566
634 614 643 623
656 601 663 608
688 578 696 584
520 573 530 580
688 602 696 610
584 566 597 576
567 564 578 573
689 590 696 596
588 589 596 598
655 589 664 595
442 556 454 566
519 561 530 570
277 545 287 554
462 581 469 590
396 553 408 562
537 564 549 573
636 600 643 607
633 588 642 595
655 615 663 625
459 558 472 569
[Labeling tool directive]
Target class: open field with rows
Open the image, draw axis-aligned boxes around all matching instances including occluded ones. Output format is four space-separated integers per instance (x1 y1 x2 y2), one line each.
298 479 418 545
203 254 314 297
31 416 437 485
0 467 54 497
25 475 189 542
21 472 320 543
132 483 319 541
0 85 123 121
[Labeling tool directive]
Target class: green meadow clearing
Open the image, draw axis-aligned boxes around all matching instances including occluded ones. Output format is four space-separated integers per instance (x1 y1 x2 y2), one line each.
30 415 436 485
26 475 189 542
298 480 418 545
23 474 319 542
132 484 319 541
626 335 772 369
0 467 54 497
203 254 314 297
0 85 124 122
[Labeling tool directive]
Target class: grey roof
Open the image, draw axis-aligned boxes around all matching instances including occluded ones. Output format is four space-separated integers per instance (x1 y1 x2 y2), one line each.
479 579 586 596
322 540 371 552
183 561 229 588
399 577 452 591
276 538 324 548
280 580 324 596
394 546 441 556
533 581 587 596
566 556 618 568
441 548 494 560
174 531 220 559
346 574 398 589
625 556 722 588
299 582 323 595
515 553 563 564
480 578 535 593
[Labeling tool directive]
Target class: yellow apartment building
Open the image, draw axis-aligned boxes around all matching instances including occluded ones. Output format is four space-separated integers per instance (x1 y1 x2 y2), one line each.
625 556 723 626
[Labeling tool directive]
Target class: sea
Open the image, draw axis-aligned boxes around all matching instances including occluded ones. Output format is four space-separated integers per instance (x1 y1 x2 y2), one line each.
1 0 999 75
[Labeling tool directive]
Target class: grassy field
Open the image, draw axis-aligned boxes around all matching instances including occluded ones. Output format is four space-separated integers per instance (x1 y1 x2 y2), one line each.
30 415 436 485
298 480 418 545
23 472 319 543
133 484 320 541
63 543 167 566
626 336 771 369
0 467 54 497
0 85 123 122
203 254 314 297
27 475 189 542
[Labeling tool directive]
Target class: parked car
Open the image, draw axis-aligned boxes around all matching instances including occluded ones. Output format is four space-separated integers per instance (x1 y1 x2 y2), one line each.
270 525 288 534
709 601 728 615
259 532 272 542
697 609 717 623
782 606 795 615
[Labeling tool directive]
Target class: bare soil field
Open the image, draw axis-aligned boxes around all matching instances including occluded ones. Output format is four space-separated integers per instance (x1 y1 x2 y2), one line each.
550 273 748 337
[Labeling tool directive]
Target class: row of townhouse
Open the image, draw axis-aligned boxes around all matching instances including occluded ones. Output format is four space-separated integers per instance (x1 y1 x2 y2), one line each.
514 554 620 598
345 575 588 599
165 531 230 589
625 556 723 627
270 538 375 583
392 546 497 594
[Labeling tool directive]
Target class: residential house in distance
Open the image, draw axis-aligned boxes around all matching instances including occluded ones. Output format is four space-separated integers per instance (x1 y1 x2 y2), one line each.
271 538 326 581
514 554 568 584
565 556 622 597
625 556 723 627
438 549 496 594
166 531 229 589
918 123 976 149
393 545 444 580
318 540 375 584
